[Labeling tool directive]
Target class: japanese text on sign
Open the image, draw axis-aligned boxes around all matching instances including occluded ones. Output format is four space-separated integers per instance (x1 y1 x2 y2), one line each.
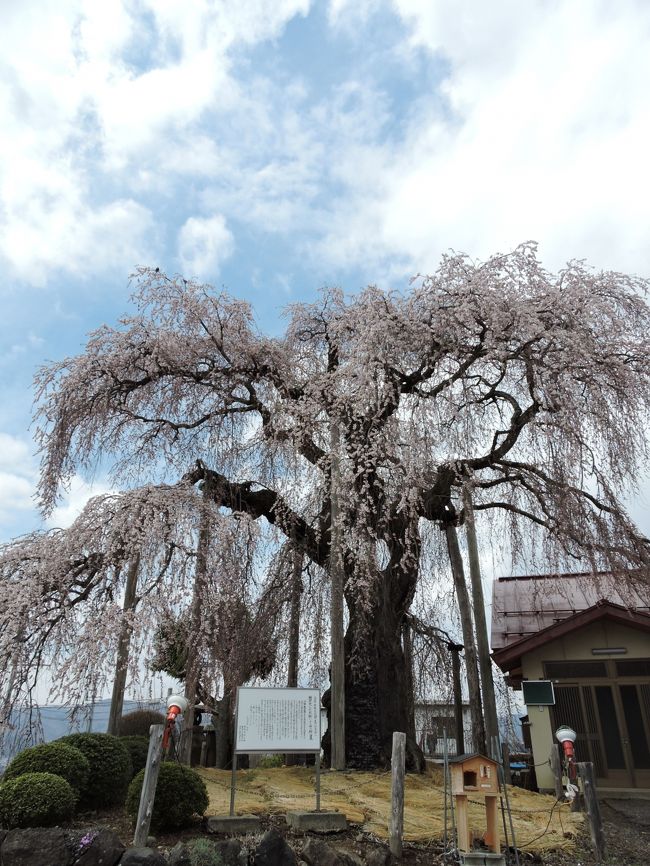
235 687 321 752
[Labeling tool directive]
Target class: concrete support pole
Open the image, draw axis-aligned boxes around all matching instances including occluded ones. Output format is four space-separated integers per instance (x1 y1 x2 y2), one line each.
108 555 140 736
462 480 500 756
330 422 346 770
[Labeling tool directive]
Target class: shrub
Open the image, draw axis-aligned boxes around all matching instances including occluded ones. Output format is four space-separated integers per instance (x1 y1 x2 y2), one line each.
120 735 150 778
187 837 223 866
126 762 208 830
0 772 76 828
257 754 283 769
118 709 166 737
57 733 132 808
3 741 90 798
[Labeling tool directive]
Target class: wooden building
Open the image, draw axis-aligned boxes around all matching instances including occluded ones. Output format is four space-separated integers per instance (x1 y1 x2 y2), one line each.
491 572 650 795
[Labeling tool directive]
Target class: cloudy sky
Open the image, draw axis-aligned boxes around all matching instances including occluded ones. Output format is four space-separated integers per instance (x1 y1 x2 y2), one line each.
1 0 649 543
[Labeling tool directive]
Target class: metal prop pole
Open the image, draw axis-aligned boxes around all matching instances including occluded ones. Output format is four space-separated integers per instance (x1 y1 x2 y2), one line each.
315 752 321 811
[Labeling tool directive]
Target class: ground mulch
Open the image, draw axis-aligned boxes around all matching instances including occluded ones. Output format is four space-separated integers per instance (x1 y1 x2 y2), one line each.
70 771 650 865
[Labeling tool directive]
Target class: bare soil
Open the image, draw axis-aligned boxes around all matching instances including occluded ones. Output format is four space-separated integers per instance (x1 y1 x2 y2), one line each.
72 796 650 866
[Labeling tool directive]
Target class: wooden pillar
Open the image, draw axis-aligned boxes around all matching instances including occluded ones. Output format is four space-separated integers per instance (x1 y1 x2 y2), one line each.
455 794 470 852
133 724 164 846
484 795 500 853
448 642 465 756
550 743 564 801
389 731 406 858
578 762 605 862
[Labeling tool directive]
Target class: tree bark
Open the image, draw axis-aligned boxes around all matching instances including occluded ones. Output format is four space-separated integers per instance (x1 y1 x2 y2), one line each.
445 524 487 755
107 554 140 736
462 480 500 755
331 555 424 772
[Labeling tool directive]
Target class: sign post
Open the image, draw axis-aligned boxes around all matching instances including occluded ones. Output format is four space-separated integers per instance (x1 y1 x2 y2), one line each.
231 686 322 815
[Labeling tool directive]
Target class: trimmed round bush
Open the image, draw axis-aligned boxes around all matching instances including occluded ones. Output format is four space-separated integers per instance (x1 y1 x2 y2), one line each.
0 772 76 828
126 762 208 830
57 733 132 808
120 735 150 778
3 742 90 798
118 709 165 737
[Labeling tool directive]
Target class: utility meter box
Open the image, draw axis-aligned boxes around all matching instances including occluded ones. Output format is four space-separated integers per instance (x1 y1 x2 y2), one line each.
450 754 499 796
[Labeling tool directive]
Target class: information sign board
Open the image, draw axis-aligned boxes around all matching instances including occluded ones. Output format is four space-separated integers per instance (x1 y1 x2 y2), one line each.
235 686 321 753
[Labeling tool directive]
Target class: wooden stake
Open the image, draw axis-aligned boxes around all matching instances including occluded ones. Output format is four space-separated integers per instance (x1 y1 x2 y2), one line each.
550 743 563 801
389 731 406 858
578 762 605 862
133 724 164 847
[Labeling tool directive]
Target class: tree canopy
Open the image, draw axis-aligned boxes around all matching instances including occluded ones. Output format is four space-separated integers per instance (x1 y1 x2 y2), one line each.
2 242 649 766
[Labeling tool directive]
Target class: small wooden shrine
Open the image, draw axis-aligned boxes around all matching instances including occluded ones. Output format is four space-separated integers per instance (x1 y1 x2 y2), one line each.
449 753 500 854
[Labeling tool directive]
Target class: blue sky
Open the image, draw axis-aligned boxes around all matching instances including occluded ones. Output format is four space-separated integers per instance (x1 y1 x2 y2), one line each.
1 0 649 542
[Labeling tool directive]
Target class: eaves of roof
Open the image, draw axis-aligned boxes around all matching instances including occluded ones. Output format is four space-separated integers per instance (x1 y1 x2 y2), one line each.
491 600 650 673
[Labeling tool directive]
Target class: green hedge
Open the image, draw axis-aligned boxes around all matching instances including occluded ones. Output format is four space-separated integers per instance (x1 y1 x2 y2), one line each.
0 772 76 828
118 709 165 737
126 762 208 830
3 742 90 798
57 733 132 808
120 735 150 778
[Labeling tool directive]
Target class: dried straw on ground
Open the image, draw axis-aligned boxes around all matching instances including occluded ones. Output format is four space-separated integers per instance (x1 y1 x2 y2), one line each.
196 766 582 854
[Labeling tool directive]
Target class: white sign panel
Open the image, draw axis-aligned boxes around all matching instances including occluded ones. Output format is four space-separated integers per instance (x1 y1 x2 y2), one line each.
235 687 321 752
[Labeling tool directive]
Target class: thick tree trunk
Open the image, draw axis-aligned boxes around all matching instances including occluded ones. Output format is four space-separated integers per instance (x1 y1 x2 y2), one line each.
327 557 424 772
445 524 487 755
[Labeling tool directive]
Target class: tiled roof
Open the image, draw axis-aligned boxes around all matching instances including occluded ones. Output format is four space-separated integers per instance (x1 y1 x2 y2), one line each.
490 571 650 651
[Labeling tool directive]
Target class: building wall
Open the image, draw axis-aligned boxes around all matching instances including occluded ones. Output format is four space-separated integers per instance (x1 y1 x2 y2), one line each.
520 621 649 791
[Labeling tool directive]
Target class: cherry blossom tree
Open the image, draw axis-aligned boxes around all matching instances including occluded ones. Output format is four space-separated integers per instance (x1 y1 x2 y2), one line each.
29 243 650 768
0 483 267 741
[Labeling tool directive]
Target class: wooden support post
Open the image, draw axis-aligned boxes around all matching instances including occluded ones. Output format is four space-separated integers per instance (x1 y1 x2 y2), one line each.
578 762 605 863
389 731 406 858
501 741 512 786
133 724 164 847
550 743 563 801
448 642 465 756
455 794 470 852
484 794 500 853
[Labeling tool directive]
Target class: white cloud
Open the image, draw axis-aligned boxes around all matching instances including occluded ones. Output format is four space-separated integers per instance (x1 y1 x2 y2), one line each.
45 474 114 530
317 0 650 277
0 0 311 286
177 214 234 278
0 433 37 531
